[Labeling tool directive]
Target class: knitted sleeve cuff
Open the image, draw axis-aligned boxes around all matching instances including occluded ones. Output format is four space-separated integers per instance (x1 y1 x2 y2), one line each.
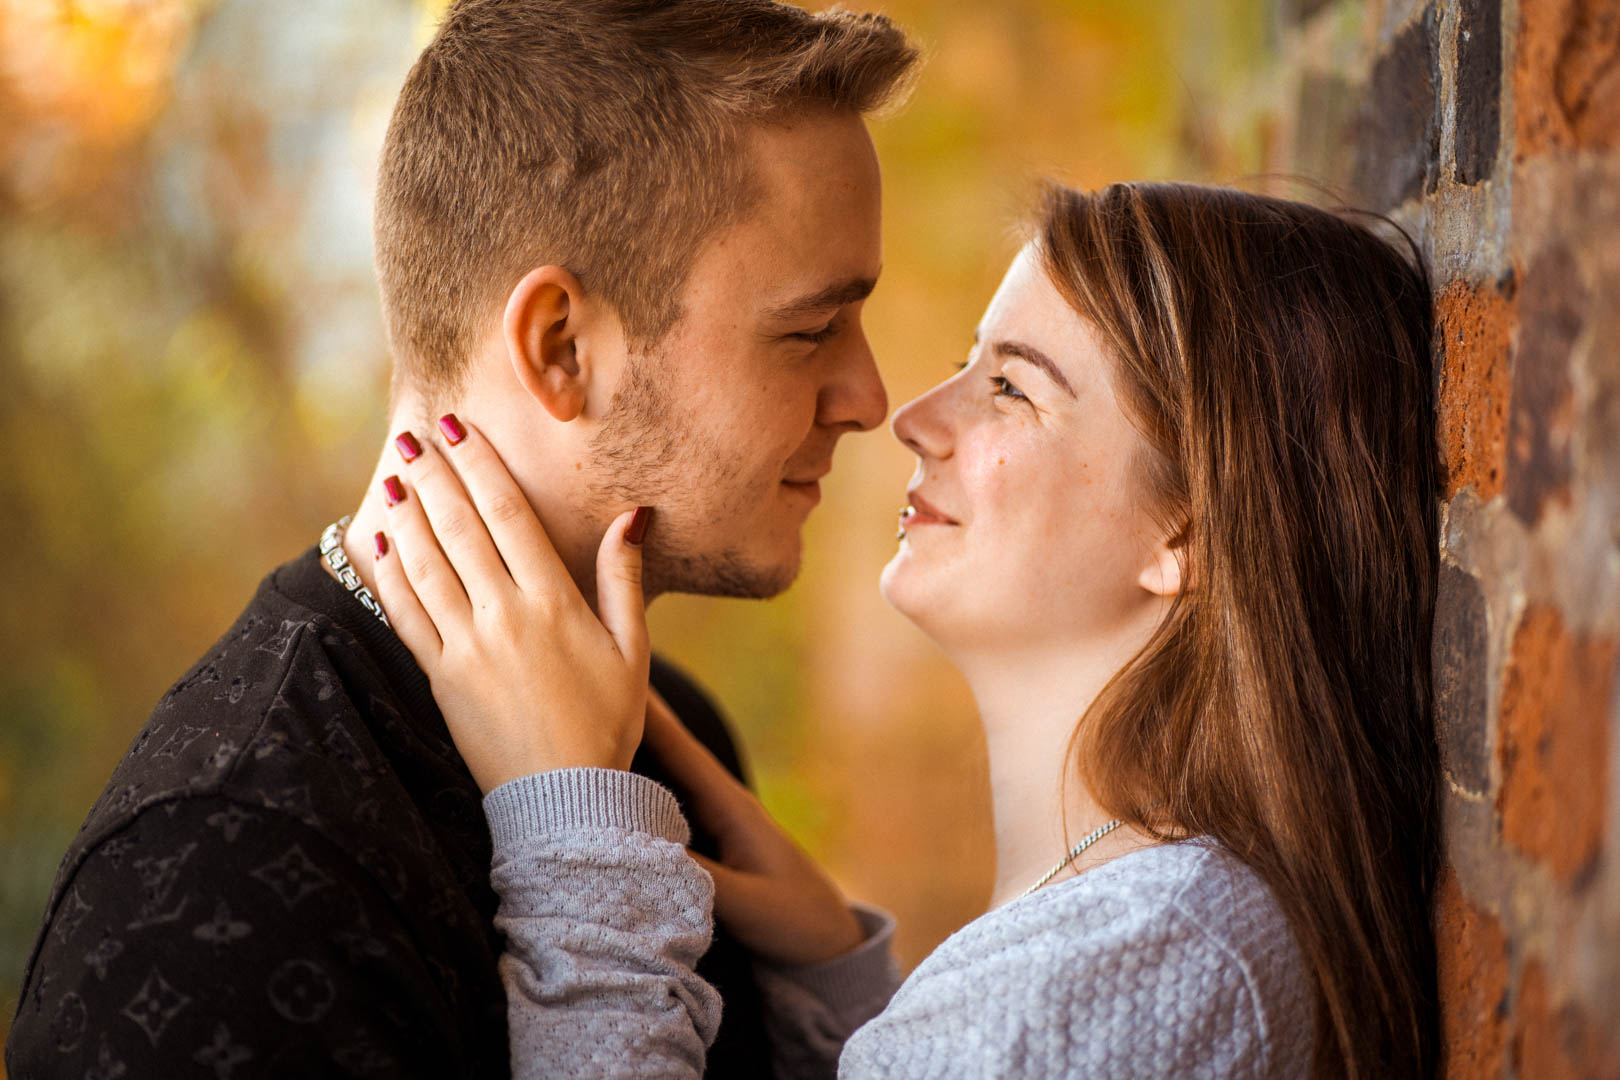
482 767 691 854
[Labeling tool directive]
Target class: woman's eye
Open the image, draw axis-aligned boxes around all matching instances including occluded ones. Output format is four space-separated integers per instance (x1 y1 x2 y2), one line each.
989 375 1028 402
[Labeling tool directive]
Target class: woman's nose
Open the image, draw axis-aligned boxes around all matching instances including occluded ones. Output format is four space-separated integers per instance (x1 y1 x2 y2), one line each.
890 381 954 461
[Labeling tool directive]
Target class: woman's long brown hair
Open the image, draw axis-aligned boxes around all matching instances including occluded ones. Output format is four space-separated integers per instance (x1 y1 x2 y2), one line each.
1040 182 1439 1077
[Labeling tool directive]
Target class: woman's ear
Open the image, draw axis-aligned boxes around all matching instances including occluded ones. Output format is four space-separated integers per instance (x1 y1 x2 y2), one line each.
1137 524 1188 598
503 266 591 422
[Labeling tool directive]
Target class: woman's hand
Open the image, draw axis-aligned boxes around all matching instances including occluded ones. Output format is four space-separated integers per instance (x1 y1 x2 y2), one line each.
643 691 867 968
370 416 651 793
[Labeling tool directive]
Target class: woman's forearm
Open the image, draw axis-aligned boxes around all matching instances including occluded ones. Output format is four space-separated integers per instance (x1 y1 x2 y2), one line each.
486 768 720 1080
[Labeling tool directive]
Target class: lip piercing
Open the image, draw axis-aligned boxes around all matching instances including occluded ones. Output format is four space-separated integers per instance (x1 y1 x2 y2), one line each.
896 505 915 540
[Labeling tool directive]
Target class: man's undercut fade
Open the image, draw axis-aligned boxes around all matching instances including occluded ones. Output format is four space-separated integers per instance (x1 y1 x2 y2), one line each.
375 0 919 401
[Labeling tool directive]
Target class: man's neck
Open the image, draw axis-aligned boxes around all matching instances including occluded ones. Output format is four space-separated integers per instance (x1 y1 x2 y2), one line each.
335 485 390 601
335 433 615 620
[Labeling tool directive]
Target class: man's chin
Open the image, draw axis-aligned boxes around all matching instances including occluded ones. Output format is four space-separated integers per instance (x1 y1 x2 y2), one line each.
642 544 799 601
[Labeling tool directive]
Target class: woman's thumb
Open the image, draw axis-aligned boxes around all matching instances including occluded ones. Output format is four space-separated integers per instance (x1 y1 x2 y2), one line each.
596 506 651 662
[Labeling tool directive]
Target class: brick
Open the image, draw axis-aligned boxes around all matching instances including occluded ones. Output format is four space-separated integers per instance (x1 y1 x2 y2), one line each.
1512 961 1620 1078
1435 276 1515 500
1353 7 1440 208
1506 248 1583 525
1432 564 1492 793
1456 0 1504 183
1515 0 1620 158
1496 605 1616 883
1434 867 1510 1080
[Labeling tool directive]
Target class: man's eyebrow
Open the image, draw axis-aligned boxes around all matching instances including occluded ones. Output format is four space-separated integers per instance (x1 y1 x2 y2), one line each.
992 340 1077 397
766 276 878 320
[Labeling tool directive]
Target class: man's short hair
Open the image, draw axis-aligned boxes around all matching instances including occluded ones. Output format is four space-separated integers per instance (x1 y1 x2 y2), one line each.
375 0 919 400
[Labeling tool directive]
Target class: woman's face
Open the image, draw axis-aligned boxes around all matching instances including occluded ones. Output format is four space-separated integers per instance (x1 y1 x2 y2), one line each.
881 245 1173 657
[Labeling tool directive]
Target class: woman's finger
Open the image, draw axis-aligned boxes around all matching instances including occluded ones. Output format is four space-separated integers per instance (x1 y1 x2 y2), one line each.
433 415 574 597
595 508 651 667
391 429 513 613
369 528 444 663
380 471 474 636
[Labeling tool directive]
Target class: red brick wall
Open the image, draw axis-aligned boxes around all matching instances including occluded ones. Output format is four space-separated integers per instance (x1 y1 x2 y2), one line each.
1273 1 1620 1075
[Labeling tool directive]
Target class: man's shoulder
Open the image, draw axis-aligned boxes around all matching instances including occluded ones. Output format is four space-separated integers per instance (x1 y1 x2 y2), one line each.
88 569 371 829
8 557 508 1074
45 555 445 952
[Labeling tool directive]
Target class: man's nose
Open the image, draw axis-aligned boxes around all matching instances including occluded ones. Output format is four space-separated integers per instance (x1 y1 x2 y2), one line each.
819 328 888 433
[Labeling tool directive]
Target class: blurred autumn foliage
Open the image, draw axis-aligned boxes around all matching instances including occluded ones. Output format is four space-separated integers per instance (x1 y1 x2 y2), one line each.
0 0 1281 1047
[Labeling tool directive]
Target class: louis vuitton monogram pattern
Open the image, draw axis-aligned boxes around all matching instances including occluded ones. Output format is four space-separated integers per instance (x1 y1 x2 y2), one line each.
4 549 773 1078
6 555 512 1077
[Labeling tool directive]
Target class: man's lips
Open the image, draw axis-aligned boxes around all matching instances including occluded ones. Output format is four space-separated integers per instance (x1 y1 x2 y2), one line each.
782 472 826 504
902 491 958 526
782 458 832 486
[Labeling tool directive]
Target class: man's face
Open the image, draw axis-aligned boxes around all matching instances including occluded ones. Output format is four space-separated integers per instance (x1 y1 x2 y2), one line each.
587 110 888 598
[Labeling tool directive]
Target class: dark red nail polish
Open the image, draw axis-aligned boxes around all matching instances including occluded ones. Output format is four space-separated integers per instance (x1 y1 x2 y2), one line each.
383 475 406 506
626 506 653 546
439 414 466 446
394 431 422 462
373 532 389 559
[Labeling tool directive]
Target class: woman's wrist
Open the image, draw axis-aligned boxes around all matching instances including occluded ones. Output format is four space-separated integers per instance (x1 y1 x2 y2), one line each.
755 903 903 1029
483 767 690 853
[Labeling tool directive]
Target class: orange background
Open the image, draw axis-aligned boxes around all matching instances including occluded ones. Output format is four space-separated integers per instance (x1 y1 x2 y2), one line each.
0 0 1282 1046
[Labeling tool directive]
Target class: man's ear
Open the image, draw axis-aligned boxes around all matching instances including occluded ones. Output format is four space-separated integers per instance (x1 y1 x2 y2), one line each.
503 265 592 423
1137 523 1189 599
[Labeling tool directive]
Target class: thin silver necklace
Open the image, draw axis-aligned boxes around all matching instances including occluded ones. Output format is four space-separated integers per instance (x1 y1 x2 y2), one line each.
1019 819 1125 899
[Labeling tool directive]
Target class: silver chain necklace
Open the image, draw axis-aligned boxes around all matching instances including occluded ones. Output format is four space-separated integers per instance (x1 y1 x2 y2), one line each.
319 517 391 628
1019 819 1125 899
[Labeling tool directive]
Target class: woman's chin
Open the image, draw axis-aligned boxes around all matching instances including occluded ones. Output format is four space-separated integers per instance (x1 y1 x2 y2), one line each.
880 547 941 631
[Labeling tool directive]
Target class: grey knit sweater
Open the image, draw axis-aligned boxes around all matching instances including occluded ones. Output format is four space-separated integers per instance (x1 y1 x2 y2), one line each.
484 768 1314 1079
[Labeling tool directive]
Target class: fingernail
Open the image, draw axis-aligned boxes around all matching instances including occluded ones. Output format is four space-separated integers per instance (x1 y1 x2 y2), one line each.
394 431 422 463
373 531 389 559
438 413 466 446
626 506 653 546
383 475 407 506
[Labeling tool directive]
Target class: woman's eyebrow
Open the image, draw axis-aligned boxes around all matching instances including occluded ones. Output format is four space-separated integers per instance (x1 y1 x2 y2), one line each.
993 340 1076 397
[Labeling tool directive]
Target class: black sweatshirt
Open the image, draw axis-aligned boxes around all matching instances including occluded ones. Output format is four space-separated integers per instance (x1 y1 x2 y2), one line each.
5 547 771 1078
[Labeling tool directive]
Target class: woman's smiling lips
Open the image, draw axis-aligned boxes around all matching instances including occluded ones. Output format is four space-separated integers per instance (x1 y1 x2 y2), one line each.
902 490 958 527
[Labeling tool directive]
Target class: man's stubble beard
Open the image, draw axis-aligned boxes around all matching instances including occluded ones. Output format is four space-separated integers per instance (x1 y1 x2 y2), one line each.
585 354 799 600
